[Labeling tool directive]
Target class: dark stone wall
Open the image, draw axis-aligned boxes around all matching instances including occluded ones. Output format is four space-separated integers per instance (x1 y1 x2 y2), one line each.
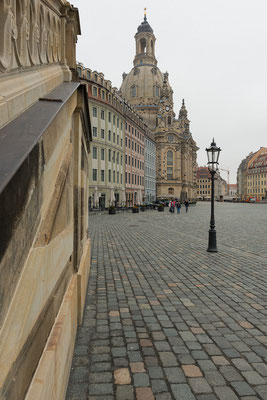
0 143 44 326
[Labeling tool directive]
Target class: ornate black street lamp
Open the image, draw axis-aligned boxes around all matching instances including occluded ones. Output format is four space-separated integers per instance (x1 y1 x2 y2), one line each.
206 139 221 252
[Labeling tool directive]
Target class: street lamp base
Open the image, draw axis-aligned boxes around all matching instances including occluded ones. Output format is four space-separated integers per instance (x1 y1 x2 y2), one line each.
207 229 218 252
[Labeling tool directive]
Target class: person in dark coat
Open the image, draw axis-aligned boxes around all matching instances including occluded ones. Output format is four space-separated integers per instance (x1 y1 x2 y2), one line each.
184 200 189 213
176 201 181 214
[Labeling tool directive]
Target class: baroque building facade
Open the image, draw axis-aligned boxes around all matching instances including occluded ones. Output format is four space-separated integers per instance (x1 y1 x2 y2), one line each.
120 14 198 201
78 65 156 207
237 147 267 201
197 167 227 200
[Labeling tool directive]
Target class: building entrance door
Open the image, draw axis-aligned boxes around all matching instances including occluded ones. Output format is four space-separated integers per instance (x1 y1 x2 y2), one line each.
115 193 119 207
99 194 106 210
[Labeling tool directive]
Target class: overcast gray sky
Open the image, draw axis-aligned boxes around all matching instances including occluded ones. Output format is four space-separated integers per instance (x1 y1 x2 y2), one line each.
74 0 267 184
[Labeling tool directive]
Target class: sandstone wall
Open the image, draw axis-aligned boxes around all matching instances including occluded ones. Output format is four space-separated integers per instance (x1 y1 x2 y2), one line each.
0 1 92 398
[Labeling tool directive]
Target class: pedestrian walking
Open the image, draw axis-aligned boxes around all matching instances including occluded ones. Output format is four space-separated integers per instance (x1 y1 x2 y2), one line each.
184 200 189 213
176 201 181 214
169 200 175 213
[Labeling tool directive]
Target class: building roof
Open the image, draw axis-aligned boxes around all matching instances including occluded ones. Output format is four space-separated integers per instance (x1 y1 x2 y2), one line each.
137 16 153 34
248 148 267 170
197 167 211 179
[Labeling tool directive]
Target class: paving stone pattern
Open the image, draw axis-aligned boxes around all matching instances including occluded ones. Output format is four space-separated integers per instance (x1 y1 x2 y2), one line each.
66 203 267 399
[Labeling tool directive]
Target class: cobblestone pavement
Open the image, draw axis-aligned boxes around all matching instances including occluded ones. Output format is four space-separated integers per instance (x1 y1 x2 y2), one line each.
66 203 267 400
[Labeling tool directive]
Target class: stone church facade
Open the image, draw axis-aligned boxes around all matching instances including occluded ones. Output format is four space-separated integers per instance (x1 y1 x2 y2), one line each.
120 14 198 201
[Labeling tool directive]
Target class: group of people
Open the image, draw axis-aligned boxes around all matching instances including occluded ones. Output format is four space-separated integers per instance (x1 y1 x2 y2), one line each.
169 199 189 214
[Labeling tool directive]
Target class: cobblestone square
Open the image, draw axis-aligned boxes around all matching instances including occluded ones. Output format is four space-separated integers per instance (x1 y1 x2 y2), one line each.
67 203 267 399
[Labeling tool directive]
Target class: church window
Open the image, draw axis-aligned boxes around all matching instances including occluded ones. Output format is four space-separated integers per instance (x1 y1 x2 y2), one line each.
167 168 173 179
154 86 160 97
168 188 174 194
168 116 172 125
131 85 137 97
167 150 173 165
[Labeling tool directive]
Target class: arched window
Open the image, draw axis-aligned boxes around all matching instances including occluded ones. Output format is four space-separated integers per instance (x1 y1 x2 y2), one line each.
168 188 174 194
140 38 147 53
131 85 137 97
167 150 173 165
168 116 172 125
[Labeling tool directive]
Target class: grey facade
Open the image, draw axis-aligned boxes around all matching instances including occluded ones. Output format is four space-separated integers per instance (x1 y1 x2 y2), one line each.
144 136 156 202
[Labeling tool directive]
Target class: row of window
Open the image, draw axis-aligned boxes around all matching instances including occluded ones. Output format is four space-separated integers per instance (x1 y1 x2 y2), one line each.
93 169 123 184
197 191 210 195
145 139 155 149
92 127 123 146
247 188 266 194
125 172 144 186
198 179 210 183
125 155 144 170
145 153 155 163
125 137 144 154
130 85 160 98
199 184 211 189
145 166 156 177
248 181 267 186
145 180 156 190
93 147 123 164
92 107 123 129
91 85 122 109
125 124 144 141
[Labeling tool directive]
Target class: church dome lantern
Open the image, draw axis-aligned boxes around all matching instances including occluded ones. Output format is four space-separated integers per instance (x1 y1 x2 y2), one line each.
137 14 153 34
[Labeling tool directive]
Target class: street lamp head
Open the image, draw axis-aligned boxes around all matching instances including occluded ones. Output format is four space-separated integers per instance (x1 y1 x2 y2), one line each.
206 138 221 172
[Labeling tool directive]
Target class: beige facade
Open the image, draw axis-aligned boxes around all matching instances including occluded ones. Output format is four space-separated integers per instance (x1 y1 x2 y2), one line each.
197 167 212 199
197 167 227 200
120 15 198 201
246 147 267 201
237 152 255 200
78 65 155 208
0 2 91 399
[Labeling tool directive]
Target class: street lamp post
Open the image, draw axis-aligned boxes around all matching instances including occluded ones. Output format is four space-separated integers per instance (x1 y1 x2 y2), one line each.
206 139 221 252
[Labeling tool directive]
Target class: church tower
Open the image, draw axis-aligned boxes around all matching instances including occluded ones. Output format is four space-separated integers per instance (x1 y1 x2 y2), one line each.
133 11 157 68
120 13 198 201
